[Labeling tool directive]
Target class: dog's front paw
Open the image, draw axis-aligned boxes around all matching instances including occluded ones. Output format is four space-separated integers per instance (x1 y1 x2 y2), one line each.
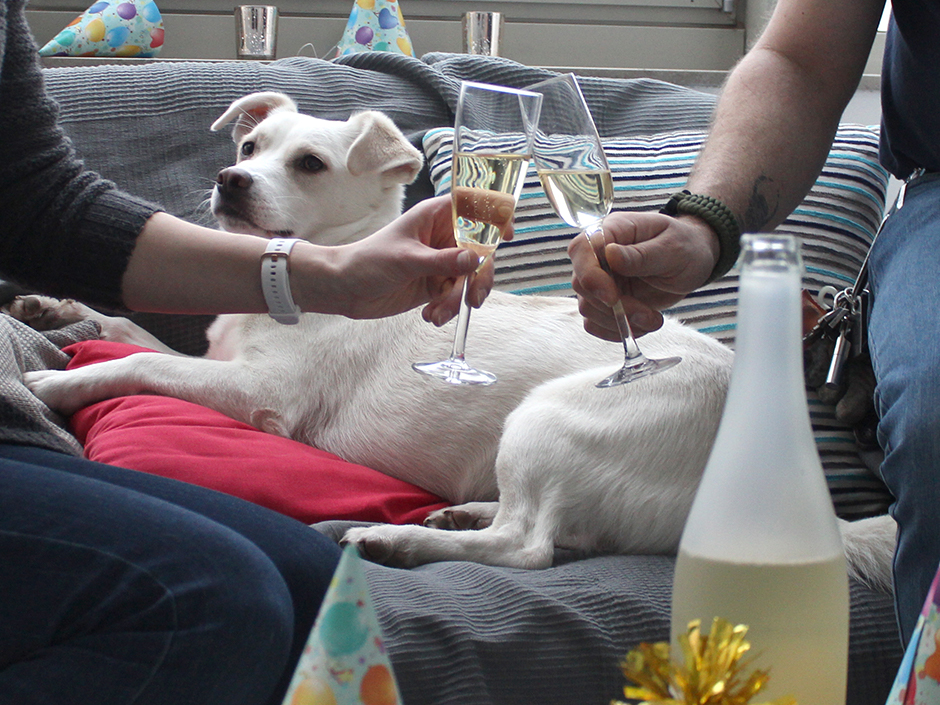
23 369 99 416
341 526 419 568
3 295 92 331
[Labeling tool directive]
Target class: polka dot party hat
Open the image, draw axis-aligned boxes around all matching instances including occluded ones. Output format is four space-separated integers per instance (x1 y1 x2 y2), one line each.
282 544 402 705
335 0 415 57
38 0 164 58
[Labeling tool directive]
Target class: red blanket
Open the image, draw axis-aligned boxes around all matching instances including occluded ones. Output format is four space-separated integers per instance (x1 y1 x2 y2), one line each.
65 340 447 525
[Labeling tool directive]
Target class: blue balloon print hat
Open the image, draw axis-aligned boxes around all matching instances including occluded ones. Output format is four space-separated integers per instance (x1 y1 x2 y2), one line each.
280 545 402 705
39 0 164 58
335 0 415 57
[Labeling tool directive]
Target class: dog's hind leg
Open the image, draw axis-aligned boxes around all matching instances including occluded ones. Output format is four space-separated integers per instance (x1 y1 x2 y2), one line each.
342 507 555 569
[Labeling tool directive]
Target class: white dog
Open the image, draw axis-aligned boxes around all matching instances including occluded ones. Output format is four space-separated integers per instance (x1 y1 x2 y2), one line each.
16 92 895 590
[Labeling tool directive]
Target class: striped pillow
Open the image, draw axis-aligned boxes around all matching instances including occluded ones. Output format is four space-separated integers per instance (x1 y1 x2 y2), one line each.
423 125 893 519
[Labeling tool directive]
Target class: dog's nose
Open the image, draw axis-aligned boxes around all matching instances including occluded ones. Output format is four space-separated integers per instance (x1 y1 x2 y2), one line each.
216 167 253 194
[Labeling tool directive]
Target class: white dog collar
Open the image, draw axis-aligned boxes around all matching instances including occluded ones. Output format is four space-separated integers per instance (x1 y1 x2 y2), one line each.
261 237 304 324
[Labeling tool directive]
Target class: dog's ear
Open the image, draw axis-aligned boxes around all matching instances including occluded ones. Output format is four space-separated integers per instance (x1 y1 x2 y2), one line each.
211 92 299 142
345 112 424 185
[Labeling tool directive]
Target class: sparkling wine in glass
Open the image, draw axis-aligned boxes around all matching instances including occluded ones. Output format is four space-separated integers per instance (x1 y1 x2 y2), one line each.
412 81 543 386
528 73 680 386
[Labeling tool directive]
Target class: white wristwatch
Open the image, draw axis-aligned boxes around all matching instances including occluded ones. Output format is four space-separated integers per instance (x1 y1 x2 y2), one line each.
261 237 303 324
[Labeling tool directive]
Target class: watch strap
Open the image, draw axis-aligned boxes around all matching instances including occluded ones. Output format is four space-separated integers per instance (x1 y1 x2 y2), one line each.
261 237 303 324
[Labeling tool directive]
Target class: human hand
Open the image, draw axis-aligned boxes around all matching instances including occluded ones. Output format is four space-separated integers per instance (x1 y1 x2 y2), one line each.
326 193 514 322
568 211 719 341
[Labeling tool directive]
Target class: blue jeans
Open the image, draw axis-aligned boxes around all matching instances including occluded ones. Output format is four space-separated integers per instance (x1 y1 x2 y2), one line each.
0 444 341 705
869 171 940 646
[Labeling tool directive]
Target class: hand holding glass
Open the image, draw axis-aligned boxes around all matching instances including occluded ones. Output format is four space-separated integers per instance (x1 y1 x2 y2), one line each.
413 81 542 385
528 74 680 386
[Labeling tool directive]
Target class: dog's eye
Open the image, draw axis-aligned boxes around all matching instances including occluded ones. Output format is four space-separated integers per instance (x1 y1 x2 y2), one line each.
241 141 255 157
299 155 326 174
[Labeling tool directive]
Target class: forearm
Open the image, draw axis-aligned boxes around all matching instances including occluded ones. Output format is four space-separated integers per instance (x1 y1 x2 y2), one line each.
687 0 882 234
121 197 484 322
121 212 337 315
687 51 844 233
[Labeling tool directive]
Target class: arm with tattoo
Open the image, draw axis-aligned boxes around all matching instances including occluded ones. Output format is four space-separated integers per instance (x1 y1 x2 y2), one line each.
743 176 780 234
683 0 883 237
567 0 884 339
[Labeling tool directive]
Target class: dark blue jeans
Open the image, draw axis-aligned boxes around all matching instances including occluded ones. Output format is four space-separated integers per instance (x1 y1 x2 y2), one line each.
869 171 940 646
0 443 341 705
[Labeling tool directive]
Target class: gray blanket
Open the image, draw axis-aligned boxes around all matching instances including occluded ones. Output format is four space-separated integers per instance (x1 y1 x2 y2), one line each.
0 317 99 454
44 52 716 222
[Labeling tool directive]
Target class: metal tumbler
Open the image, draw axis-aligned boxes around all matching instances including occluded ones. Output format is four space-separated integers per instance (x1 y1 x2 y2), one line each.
235 5 278 60
462 11 503 56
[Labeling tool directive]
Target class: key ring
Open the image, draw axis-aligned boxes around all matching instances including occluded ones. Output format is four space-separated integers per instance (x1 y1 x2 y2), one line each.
816 285 839 309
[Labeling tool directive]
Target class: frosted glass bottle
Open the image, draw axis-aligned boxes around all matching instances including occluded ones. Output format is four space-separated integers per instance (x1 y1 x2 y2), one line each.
670 235 849 705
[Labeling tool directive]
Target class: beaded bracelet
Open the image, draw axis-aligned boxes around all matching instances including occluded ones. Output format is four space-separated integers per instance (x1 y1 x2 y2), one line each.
660 190 742 283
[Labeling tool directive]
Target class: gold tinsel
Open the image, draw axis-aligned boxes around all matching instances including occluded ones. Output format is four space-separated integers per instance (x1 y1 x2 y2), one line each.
612 618 797 705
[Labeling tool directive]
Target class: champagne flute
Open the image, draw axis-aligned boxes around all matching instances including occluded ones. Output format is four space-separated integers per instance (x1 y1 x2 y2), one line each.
413 81 542 386
528 74 680 387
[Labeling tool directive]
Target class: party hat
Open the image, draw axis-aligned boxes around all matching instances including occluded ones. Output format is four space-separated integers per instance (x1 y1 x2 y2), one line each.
885 561 940 705
335 0 415 57
39 0 164 58
282 545 402 705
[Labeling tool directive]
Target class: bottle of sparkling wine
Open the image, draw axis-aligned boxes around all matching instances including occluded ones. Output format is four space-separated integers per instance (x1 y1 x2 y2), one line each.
670 234 849 705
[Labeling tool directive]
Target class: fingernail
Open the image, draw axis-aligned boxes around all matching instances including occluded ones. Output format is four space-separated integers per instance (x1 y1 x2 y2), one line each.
456 250 475 271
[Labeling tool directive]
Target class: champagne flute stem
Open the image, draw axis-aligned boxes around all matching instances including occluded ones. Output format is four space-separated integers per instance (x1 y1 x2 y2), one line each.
584 223 645 363
448 275 473 361
612 301 644 361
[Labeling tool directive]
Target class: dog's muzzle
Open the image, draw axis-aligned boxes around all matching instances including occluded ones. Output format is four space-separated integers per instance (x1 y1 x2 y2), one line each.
216 166 254 199
212 169 294 238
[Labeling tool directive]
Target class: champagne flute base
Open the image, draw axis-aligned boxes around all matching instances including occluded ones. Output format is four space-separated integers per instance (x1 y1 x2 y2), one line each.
412 358 498 386
596 355 681 388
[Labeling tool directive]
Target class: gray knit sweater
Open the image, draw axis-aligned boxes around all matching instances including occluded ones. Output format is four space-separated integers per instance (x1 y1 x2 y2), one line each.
0 0 160 453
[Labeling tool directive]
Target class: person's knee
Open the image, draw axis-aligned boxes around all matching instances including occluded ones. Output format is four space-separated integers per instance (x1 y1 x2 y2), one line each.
875 357 940 453
161 527 294 649
130 522 296 704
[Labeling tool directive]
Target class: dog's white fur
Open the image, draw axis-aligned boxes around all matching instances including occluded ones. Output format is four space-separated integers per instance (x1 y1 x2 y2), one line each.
17 92 896 591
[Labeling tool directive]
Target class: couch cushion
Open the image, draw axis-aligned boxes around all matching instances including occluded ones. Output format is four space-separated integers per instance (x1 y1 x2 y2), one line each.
63 340 447 525
424 125 894 519
360 556 900 705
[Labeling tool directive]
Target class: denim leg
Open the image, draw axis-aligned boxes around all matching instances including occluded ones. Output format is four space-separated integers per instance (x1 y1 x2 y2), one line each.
0 444 343 703
0 445 341 705
868 173 940 645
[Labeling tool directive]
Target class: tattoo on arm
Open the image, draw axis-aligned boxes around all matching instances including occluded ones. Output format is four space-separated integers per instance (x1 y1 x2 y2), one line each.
743 175 780 232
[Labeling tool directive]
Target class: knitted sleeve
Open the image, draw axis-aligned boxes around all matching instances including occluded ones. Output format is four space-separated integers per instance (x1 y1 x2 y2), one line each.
0 0 161 310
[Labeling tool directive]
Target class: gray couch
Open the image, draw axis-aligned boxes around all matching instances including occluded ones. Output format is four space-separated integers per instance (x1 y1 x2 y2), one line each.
42 52 903 704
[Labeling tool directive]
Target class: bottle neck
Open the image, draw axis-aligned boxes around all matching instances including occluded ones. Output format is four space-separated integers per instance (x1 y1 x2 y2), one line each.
727 262 805 413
